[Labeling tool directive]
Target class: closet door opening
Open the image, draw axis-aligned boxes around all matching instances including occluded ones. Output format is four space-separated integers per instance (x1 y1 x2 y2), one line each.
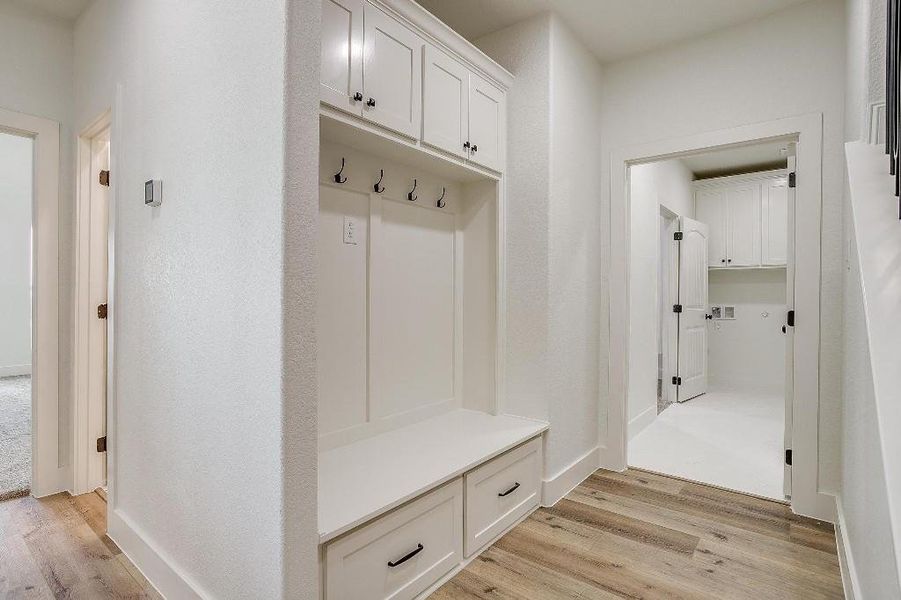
626 138 798 504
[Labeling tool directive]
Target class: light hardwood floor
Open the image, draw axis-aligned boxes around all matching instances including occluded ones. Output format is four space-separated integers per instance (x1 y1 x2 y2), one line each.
434 469 843 599
0 490 160 599
0 469 843 599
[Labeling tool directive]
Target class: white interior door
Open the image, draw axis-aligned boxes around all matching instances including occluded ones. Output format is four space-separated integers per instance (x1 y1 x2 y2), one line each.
467 74 503 171
362 5 422 138
726 183 761 267
783 151 797 499
320 0 364 114
422 45 469 158
676 216 708 402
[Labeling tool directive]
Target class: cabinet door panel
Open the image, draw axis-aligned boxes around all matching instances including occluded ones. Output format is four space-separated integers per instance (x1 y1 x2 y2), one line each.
762 177 788 266
422 46 469 158
695 189 727 267
468 74 504 171
321 0 364 114
726 184 761 267
363 6 423 139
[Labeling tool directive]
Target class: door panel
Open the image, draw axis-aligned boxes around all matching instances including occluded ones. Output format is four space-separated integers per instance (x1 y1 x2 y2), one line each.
363 6 422 138
695 188 726 267
677 217 708 402
467 74 503 171
422 46 469 158
762 177 789 266
321 0 364 114
726 184 761 266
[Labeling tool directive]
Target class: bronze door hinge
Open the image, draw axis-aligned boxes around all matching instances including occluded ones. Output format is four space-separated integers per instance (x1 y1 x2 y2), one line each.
97 303 108 319
99 170 110 187
96 436 107 453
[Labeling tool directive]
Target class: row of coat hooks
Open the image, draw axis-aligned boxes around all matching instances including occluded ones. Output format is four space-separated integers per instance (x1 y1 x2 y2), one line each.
334 158 447 209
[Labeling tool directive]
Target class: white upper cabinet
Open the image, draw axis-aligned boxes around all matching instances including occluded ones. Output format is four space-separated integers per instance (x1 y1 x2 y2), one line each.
362 6 423 138
695 188 727 266
467 74 504 172
422 46 470 158
694 172 787 269
320 0 364 114
725 183 761 267
762 176 789 265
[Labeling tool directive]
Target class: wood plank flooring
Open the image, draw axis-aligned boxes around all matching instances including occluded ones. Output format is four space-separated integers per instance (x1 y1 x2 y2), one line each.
433 469 844 600
0 490 159 599
0 469 843 599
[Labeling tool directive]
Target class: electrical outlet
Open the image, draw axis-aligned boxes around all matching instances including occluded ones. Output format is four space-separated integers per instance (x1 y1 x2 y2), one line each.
343 216 358 245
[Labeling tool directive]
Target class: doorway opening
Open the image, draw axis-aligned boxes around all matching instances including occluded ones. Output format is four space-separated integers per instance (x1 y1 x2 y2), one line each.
626 139 795 502
0 131 34 500
73 114 111 498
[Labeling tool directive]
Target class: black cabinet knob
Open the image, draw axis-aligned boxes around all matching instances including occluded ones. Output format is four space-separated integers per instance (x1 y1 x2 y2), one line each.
353 92 363 101
721 259 726 263
463 141 471 149
366 97 376 107
727 258 732 263
471 144 478 153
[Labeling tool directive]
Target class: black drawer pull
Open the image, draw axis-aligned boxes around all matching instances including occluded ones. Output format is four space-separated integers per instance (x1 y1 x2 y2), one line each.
387 543 423 567
498 482 520 497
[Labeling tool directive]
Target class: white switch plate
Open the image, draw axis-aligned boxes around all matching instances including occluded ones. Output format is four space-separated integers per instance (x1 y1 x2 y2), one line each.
343 216 358 245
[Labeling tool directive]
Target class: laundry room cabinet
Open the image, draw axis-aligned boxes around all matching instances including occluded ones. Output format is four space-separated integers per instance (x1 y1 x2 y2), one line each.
694 170 788 269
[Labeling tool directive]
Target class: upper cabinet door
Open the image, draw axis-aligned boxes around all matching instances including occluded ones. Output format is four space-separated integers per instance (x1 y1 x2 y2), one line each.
467 74 504 171
422 46 469 158
321 0 364 115
762 177 788 266
726 183 761 267
362 5 423 139
695 189 727 267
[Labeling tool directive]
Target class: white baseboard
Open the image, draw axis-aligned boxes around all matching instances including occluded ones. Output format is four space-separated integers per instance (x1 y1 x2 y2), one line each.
834 496 862 600
628 405 656 439
541 446 599 506
108 508 209 600
0 364 31 377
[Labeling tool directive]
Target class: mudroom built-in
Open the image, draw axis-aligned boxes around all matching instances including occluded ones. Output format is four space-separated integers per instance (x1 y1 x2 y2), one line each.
628 140 793 501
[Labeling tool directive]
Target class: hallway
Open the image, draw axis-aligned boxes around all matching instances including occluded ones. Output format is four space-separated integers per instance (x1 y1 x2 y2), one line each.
0 376 31 501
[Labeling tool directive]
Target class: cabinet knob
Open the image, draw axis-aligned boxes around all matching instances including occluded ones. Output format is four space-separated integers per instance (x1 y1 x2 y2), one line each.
721 259 726 263
353 92 363 102
463 141 471 149
727 259 732 263
366 97 376 107
471 144 478 153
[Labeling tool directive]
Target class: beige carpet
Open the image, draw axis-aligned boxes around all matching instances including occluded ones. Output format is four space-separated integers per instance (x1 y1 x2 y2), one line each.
0 375 30 501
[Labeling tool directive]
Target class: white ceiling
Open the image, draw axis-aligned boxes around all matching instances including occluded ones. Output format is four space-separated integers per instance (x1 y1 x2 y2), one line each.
416 0 811 63
3 0 91 21
678 140 790 179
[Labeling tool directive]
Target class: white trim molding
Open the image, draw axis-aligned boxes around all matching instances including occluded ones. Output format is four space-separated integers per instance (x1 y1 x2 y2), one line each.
0 106 62 498
541 446 599 507
0 365 31 377
834 496 861 600
606 113 832 521
628 405 656 440
72 109 112 495
108 509 206 600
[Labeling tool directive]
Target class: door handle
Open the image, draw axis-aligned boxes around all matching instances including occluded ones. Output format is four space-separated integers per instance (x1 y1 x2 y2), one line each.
387 544 423 567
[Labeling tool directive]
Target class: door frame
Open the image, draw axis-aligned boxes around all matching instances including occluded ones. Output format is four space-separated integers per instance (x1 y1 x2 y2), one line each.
658 207 679 409
604 113 833 521
0 107 62 498
72 110 112 495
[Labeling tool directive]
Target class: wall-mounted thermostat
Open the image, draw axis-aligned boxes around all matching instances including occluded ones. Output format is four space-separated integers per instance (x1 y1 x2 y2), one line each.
144 179 162 207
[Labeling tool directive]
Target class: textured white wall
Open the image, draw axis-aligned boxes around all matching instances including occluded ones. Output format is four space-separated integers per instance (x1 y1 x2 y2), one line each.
546 15 603 479
477 14 604 480
0 133 33 375
627 160 694 426
0 3 74 468
601 0 846 492
476 15 551 424
74 1 319 597
708 269 786 390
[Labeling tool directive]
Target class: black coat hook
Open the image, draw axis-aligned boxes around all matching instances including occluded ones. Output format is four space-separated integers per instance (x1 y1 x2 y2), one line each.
334 157 347 184
408 178 418 201
374 169 385 193
436 187 446 208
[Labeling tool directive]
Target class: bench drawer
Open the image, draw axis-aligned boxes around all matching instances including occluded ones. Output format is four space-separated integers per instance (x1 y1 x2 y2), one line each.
325 479 463 600
464 437 541 556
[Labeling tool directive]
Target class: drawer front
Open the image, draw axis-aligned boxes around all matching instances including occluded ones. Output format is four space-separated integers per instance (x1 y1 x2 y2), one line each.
325 479 463 600
464 437 541 556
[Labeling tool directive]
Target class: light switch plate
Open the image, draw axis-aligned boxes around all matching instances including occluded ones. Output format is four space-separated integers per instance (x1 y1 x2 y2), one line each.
343 216 358 245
